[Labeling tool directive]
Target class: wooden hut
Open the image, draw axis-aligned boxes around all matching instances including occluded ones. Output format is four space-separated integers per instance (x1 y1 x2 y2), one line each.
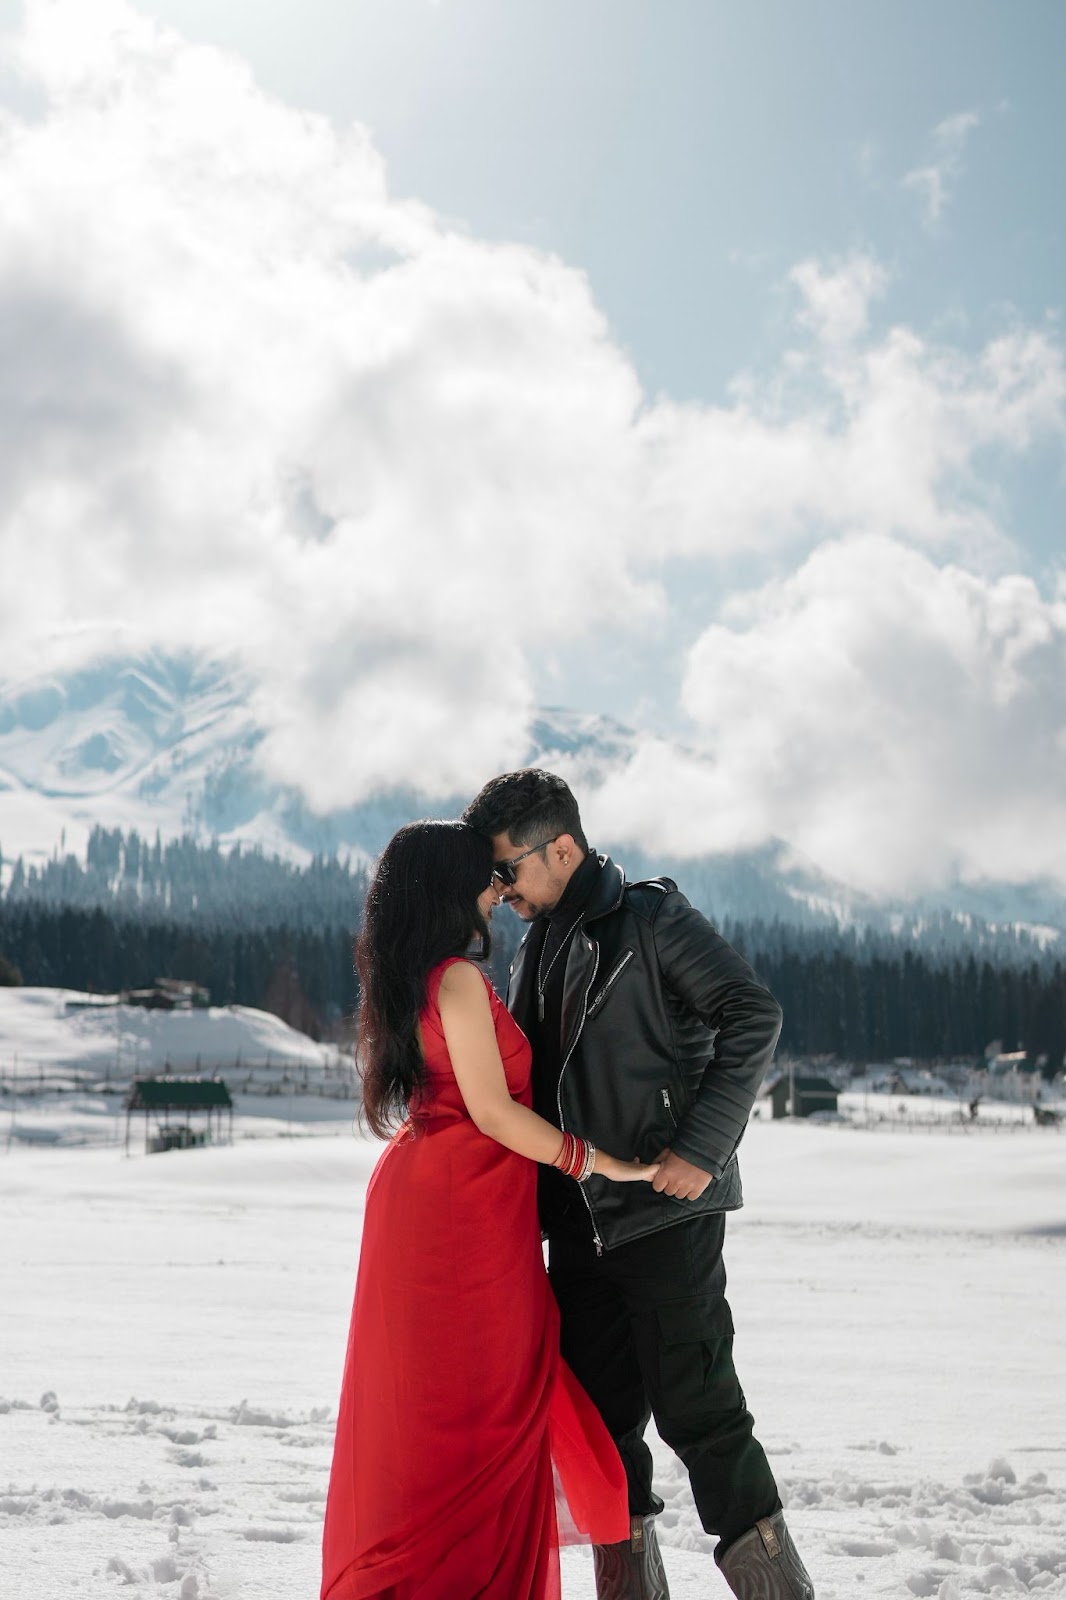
765 1072 839 1120
125 1077 233 1154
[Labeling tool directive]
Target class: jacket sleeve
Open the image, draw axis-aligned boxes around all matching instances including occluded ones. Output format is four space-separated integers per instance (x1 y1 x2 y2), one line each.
651 891 782 1176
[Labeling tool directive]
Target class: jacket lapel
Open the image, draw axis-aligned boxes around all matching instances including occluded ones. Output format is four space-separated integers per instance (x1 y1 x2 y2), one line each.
558 856 627 1062
560 929 597 1063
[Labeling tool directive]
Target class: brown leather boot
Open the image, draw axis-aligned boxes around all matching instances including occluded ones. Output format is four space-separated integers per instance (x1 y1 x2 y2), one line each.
593 1513 670 1599
717 1512 814 1599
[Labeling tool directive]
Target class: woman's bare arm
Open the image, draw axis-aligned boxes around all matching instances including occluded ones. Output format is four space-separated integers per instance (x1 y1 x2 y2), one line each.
437 960 655 1183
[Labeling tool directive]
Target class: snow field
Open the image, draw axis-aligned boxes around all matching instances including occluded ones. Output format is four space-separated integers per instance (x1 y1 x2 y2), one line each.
0 988 343 1078
1 1121 1064 1597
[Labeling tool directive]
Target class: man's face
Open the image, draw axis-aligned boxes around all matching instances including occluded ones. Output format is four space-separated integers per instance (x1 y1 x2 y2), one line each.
490 830 571 921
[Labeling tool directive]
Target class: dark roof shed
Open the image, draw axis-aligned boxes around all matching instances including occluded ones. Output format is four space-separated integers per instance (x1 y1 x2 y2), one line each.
126 1077 233 1112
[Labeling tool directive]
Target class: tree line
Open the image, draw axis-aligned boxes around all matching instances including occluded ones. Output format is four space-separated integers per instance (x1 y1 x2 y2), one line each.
2 825 369 929
0 829 1062 1068
728 932 1065 1071
2 897 1063 1069
0 901 357 1041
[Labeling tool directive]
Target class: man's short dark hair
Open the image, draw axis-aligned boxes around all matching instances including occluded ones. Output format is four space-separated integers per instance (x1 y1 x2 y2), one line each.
463 769 589 854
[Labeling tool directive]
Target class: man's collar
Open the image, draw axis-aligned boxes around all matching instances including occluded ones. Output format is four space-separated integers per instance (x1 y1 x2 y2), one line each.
582 854 625 922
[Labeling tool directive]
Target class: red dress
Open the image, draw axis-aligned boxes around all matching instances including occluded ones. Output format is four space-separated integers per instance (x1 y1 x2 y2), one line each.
321 958 628 1600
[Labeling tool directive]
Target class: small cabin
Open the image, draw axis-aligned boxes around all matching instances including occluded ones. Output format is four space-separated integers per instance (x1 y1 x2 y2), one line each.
125 1076 233 1154
122 978 210 1011
765 1073 839 1120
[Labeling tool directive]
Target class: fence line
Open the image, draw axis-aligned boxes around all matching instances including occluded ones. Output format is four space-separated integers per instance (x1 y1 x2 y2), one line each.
0 1057 358 1103
821 1111 1060 1134
3 1056 361 1156
5 1067 1056 1140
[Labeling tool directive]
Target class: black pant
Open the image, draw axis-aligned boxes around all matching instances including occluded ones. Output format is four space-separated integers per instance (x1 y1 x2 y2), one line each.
548 1213 780 1552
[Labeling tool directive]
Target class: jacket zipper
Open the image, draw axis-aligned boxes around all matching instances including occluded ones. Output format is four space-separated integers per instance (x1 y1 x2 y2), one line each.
557 938 603 1255
661 1087 677 1128
586 949 635 1019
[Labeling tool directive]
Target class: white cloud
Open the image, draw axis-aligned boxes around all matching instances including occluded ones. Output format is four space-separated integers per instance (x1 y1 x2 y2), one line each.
634 307 1064 565
790 253 889 345
0 0 656 806
0 3 1063 892
903 109 980 227
593 538 1066 895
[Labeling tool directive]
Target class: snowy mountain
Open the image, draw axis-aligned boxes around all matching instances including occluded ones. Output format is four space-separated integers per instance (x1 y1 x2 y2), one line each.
1 650 1063 941
0 651 264 860
0 651 635 864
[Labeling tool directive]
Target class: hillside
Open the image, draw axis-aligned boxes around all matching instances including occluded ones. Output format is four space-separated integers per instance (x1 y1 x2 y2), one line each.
0 987 343 1080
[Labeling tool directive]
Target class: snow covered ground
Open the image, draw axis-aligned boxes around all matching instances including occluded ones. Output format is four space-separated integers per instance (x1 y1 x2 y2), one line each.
0 988 343 1081
1 1107 1065 1598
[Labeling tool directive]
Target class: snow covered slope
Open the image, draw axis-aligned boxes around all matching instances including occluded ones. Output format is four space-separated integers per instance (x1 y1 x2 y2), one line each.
0 987 338 1079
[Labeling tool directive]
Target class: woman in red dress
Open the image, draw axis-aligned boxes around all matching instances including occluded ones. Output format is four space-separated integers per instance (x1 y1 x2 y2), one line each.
321 821 657 1600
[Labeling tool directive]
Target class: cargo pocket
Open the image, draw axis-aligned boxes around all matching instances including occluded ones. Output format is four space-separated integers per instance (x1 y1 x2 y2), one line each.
657 1297 734 1345
653 1298 739 1424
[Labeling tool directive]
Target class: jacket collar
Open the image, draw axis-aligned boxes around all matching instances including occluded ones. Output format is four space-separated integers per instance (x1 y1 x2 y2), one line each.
582 854 625 922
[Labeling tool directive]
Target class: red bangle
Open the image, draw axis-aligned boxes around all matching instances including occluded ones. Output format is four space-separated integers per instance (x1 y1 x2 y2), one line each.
563 1136 584 1178
552 1131 596 1181
566 1138 581 1178
552 1132 575 1174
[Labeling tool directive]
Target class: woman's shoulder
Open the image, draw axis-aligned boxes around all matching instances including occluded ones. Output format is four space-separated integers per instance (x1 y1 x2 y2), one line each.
436 957 494 997
426 956 494 1004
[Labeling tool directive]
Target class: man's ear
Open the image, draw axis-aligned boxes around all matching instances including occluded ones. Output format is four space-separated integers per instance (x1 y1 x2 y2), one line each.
555 833 577 867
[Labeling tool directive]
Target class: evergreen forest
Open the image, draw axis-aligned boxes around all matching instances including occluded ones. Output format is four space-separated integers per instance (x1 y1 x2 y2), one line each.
1 828 1063 1070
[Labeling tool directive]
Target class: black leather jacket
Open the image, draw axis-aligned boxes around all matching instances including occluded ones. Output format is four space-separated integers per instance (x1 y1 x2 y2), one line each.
507 856 782 1251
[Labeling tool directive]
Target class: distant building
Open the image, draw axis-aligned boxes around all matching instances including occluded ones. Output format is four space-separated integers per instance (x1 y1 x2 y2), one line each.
761 1071 839 1120
125 1075 232 1153
896 1066 953 1096
122 978 210 1011
988 1050 1035 1076
862 1064 952 1096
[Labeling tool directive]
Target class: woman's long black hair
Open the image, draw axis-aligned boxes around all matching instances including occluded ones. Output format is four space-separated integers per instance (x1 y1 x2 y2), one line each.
356 819 494 1138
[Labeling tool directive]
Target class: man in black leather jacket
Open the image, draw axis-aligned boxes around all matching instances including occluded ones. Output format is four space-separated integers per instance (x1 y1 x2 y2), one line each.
464 770 814 1600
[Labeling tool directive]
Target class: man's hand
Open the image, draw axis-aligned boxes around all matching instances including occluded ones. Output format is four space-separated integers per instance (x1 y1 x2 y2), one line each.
651 1148 714 1200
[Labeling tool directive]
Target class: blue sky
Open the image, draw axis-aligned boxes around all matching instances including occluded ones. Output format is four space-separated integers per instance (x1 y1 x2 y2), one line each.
112 0 1066 656
0 0 1063 895
126 2 1064 424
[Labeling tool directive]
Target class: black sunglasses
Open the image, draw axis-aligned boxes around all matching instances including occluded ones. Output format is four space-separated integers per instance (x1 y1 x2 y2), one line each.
491 836 559 887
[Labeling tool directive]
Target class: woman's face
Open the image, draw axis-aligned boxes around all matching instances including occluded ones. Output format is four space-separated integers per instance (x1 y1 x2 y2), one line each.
477 882 502 923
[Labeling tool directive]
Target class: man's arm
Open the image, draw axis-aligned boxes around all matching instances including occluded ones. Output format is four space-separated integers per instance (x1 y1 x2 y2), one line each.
651 892 782 1181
